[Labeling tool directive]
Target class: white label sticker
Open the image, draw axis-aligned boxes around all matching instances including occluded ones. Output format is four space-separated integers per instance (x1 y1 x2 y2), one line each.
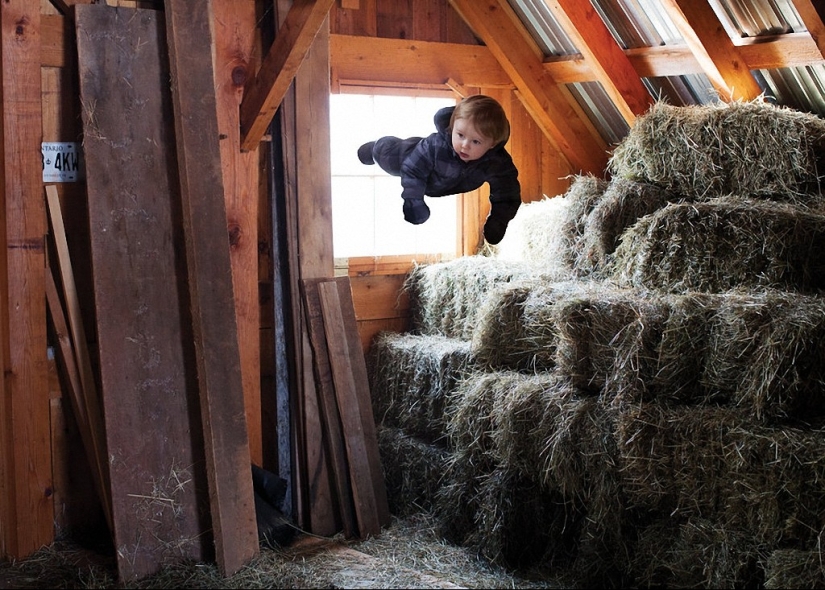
41 142 83 183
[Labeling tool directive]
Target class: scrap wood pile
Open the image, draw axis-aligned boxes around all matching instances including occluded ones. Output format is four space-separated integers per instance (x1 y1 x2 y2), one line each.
366 99 825 589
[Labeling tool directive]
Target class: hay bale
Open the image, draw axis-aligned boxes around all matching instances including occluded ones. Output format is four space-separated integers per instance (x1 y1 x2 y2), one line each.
376 426 451 517
472 280 670 395
630 517 766 589
367 332 474 443
615 403 825 546
608 99 825 200
493 195 577 278
471 280 604 373
552 288 669 394
576 178 674 275
646 292 722 404
702 290 825 423
404 256 539 339
492 175 608 269
764 548 825 589
609 197 825 294
464 466 578 570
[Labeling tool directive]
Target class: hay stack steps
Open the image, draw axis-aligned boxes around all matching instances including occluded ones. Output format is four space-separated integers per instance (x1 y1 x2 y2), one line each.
367 99 825 588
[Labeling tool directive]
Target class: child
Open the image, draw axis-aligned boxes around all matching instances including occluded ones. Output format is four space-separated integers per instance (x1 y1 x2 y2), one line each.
357 94 521 245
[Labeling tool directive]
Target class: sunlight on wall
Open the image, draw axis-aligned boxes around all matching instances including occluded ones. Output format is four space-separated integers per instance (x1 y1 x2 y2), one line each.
330 94 458 258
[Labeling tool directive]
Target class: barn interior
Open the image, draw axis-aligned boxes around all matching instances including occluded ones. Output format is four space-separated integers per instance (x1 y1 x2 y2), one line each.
2 0 825 588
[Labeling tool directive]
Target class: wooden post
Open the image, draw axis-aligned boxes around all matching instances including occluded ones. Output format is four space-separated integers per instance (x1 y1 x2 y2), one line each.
0 0 53 559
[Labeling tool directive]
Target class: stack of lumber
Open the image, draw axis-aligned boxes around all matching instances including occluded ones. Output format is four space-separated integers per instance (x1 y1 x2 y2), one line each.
367 99 825 588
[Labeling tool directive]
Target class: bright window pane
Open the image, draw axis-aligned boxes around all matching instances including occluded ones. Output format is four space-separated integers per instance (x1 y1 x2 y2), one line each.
330 93 458 258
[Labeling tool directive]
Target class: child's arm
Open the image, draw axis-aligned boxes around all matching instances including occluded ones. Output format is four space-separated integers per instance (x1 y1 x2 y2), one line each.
399 139 436 224
484 156 522 244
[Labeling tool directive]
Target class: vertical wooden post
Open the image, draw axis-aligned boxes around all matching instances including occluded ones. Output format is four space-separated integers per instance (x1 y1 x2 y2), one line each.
0 0 53 559
213 0 264 467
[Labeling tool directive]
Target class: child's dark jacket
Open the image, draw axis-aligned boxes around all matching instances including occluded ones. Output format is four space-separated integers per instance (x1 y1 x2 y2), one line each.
400 106 522 224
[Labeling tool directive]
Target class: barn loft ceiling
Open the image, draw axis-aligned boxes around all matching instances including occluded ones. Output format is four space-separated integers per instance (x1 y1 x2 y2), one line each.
247 0 825 174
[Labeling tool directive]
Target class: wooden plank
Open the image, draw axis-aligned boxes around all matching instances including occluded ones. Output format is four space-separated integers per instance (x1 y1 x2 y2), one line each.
290 14 338 536
0 0 51 560
76 5 210 581
330 277 390 527
45 187 111 527
213 0 263 467
240 0 336 151
164 0 259 576
302 279 358 538
44 263 111 529
318 281 381 537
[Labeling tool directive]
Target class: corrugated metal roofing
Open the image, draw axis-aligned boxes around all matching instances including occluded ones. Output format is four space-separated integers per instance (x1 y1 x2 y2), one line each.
508 0 825 146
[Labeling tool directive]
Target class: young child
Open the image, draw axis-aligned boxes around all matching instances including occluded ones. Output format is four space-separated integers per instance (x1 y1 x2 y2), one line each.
357 94 521 245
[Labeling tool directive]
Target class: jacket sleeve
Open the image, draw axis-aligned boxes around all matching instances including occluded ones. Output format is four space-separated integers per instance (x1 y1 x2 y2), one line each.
487 151 522 222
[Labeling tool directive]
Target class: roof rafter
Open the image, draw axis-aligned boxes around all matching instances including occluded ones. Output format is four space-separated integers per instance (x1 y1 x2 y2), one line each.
660 0 763 101
791 0 825 59
448 0 608 174
542 0 654 125
239 0 334 152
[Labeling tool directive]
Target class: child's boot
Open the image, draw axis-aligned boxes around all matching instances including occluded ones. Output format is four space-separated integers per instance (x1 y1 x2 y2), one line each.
357 142 375 165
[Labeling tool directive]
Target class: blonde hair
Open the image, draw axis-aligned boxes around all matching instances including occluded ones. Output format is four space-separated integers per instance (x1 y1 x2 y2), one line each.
450 95 510 145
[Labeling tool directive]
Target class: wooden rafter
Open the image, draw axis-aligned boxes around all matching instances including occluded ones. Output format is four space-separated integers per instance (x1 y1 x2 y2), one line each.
791 0 825 60
660 0 763 101
543 0 654 125
239 0 335 152
448 0 608 175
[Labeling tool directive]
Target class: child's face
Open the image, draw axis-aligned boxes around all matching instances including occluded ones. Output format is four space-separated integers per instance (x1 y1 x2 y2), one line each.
451 118 496 162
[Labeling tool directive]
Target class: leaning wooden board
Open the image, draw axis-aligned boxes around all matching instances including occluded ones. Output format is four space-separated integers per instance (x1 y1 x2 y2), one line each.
76 6 209 581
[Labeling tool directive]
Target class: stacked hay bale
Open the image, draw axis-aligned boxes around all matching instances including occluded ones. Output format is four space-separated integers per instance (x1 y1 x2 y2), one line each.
366 99 825 588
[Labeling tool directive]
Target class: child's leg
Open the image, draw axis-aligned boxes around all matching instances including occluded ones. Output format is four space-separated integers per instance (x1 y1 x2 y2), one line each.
370 136 422 176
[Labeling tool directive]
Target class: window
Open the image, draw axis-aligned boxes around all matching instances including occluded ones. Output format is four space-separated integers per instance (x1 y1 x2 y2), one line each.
329 93 458 259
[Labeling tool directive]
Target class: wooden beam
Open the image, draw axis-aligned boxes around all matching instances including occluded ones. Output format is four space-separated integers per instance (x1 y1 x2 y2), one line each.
329 32 824 91
164 0 259 576
0 0 52 560
448 0 608 175
240 0 335 151
544 0 653 125
661 0 763 101
791 0 825 60
212 0 263 466
330 34 512 88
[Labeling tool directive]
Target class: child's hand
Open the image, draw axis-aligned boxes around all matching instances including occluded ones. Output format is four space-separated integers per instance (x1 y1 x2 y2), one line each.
403 200 431 224
484 216 509 244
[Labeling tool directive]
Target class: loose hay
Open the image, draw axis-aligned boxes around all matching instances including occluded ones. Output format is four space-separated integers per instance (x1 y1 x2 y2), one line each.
609 196 825 294
764 547 825 589
608 99 825 199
